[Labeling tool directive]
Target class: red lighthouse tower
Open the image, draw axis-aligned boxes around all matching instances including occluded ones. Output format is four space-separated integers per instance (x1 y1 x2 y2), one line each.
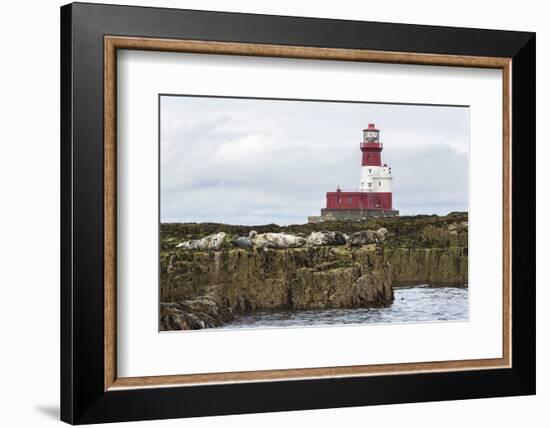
361 123 383 167
310 124 399 222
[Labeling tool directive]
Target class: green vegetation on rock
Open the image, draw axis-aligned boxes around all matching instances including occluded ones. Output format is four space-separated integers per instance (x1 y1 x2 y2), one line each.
161 212 468 251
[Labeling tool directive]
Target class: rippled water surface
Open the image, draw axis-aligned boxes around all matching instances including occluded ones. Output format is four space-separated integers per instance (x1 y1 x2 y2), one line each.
219 285 468 330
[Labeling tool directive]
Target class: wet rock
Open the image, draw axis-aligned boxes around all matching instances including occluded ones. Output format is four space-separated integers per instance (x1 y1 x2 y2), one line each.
351 272 394 307
177 232 227 251
306 231 348 246
160 296 234 330
249 231 306 249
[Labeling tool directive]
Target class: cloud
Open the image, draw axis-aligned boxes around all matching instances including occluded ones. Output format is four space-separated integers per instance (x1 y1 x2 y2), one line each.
160 96 469 225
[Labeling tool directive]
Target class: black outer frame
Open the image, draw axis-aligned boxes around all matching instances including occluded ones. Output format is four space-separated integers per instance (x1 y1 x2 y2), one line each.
60 2 535 424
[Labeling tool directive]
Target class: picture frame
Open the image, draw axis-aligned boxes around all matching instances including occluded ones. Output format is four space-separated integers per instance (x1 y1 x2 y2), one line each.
60 2 535 424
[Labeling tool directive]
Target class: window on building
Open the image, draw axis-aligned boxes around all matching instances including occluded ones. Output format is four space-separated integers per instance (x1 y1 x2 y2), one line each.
379 181 381 186
348 197 352 204
368 182 372 188
368 169 371 173
338 197 341 204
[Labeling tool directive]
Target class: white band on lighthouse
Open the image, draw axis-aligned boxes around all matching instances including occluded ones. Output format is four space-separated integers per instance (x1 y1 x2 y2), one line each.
360 165 393 192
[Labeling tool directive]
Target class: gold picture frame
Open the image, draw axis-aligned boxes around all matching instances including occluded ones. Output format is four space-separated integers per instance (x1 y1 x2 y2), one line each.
103 36 512 391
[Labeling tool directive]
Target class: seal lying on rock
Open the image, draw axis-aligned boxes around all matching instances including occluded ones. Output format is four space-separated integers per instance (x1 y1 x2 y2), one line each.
306 231 348 246
177 232 227 251
377 227 388 240
249 230 306 249
231 236 254 249
348 228 388 246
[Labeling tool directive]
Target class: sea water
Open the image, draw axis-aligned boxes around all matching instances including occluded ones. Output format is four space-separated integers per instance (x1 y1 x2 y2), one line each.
218 284 468 329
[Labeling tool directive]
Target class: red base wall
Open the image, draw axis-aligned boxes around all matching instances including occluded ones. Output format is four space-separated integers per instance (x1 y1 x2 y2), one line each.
326 191 392 210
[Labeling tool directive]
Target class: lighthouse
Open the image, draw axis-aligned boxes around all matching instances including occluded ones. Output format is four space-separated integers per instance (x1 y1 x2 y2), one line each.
359 124 393 202
309 124 399 222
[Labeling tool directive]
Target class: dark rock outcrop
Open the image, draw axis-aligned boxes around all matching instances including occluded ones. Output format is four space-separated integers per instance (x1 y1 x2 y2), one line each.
386 246 468 286
161 245 394 329
160 295 234 330
160 213 468 330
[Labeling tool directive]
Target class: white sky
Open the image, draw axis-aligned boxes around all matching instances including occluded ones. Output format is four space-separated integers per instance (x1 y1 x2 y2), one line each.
160 95 469 225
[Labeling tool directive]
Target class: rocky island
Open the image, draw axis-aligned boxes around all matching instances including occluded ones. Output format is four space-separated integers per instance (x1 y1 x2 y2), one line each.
160 212 468 330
